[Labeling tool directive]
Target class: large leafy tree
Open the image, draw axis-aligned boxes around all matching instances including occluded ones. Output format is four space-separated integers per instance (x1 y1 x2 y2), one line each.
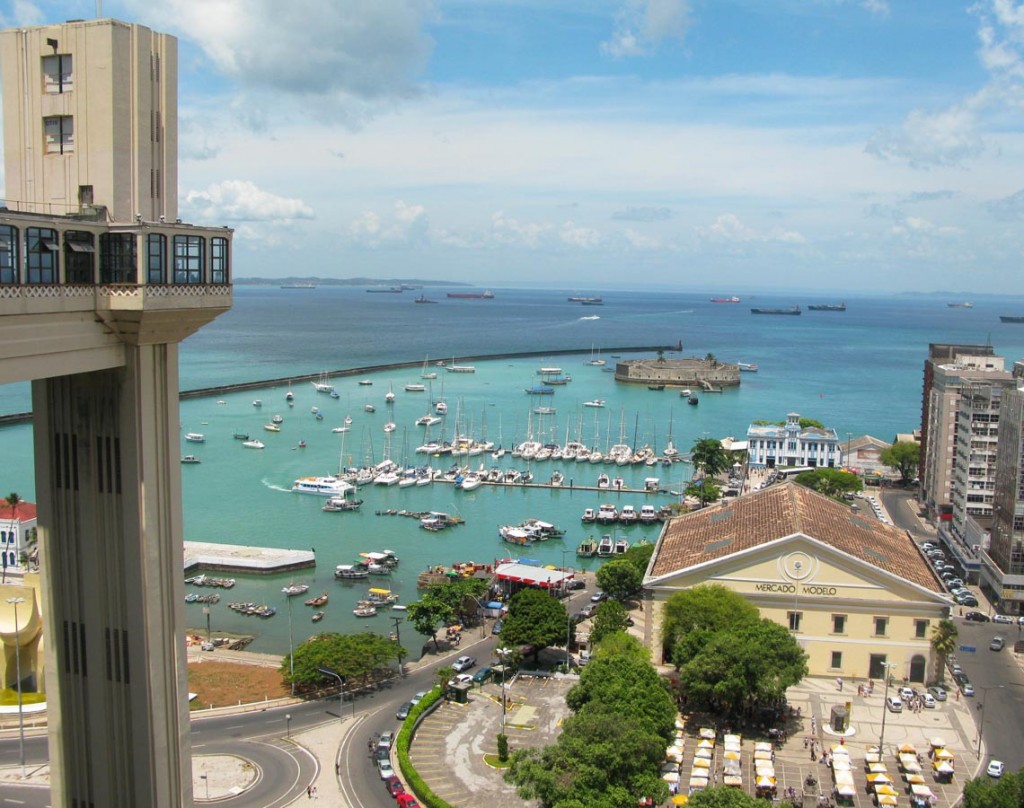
662 584 759 666
963 768 1024 807
930 619 958 681
498 587 568 660
282 631 401 692
685 476 722 507
620 542 655 577
792 468 862 500
677 619 808 718
590 600 630 645
687 787 762 807
690 437 731 479
566 654 676 741
406 593 455 652
426 577 489 625
592 630 650 663
595 559 642 601
880 441 920 485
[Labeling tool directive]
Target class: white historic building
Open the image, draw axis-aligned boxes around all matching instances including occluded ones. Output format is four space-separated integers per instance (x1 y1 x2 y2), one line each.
746 412 841 469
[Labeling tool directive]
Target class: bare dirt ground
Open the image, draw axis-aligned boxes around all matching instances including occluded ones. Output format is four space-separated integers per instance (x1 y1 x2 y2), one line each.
187 661 290 709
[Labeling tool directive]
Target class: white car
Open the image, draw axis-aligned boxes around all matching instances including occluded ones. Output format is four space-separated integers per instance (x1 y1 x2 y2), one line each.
993 614 1014 624
377 759 396 780
448 673 473 686
451 655 476 672
922 693 936 708
987 760 1005 778
886 696 903 713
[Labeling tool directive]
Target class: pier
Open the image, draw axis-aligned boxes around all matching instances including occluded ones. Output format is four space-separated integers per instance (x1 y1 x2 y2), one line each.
183 541 316 574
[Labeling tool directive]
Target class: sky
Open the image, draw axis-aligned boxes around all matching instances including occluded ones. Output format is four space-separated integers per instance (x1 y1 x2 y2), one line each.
3 0 1024 293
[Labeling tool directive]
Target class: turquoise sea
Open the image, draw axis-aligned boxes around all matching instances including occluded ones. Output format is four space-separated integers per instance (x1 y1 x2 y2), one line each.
3 287 1024 658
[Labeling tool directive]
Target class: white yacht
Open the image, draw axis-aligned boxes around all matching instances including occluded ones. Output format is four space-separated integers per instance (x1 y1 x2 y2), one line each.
185 432 206 443
291 475 356 496
242 439 265 449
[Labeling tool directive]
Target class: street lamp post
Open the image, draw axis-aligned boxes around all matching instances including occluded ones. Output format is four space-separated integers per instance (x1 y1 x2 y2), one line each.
496 647 510 735
286 712 292 738
317 666 348 723
878 662 893 755
202 605 211 643
5 596 25 779
391 615 405 676
561 549 573 669
977 685 1004 757
286 596 295 696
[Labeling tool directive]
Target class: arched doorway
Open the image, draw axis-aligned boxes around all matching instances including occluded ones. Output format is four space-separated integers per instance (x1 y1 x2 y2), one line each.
909 654 926 683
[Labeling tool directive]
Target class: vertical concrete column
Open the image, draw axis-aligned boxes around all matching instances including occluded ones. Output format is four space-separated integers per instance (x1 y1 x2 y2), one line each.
32 342 190 807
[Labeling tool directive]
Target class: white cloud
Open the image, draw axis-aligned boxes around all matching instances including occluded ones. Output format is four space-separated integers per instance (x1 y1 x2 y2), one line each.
124 0 435 101
0 1 46 27
697 213 806 245
183 180 314 222
612 206 672 222
865 106 986 168
348 200 429 247
559 222 601 249
601 0 691 58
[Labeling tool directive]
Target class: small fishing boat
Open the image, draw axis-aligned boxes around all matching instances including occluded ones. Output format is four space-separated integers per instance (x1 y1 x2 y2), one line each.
358 379 373 386
404 383 426 392
272 414 284 424
688 396 699 406
583 399 606 408
353 605 378 618
334 564 370 580
581 508 596 523
282 583 310 597
252 400 262 408
304 592 329 607
322 495 363 512
332 425 350 433
233 432 250 440
576 537 597 557
311 611 325 622
185 432 205 443
181 455 201 464
264 423 281 432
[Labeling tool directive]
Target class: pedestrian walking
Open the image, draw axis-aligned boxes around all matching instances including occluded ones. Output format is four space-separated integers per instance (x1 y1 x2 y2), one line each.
307 785 313 799
804 736 809 749
312 785 319 799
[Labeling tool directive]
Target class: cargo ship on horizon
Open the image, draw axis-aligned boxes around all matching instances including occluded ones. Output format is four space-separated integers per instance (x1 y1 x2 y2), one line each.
710 296 741 303
751 305 801 315
807 303 846 312
447 290 495 299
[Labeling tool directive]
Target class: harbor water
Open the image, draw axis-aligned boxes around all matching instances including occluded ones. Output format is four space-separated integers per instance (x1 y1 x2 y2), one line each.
3 286 1024 657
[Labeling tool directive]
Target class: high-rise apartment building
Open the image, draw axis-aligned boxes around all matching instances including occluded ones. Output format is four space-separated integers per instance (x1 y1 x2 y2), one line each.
918 344 1008 524
0 17 232 806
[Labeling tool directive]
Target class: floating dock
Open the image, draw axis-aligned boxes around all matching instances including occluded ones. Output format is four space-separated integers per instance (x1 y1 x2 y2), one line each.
183 541 315 574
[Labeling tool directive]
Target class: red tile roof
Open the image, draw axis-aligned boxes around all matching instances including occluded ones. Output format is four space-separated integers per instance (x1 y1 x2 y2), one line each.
648 483 942 592
0 502 36 522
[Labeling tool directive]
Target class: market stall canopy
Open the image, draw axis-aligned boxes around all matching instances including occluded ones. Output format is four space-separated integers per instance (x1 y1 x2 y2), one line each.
694 748 712 759
723 750 741 760
935 761 954 773
494 562 574 588
934 748 954 760
877 795 897 806
875 784 897 796
867 773 892 784
910 784 935 798
756 776 776 787
662 772 680 783
868 762 888 773
672 796 689 806
697 738 715 748
693 758 711 769
723 775 742 787
724 734 742 744
836 784 857 797
928 737 946 748
898 743 917 755
754 742 772 752
906 774 925 785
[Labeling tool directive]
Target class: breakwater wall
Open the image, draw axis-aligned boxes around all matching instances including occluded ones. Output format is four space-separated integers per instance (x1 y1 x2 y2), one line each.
0 342 682 427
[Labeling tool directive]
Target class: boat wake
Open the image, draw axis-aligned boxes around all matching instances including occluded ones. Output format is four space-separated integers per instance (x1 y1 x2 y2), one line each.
263 479 292 493
579 315 601 321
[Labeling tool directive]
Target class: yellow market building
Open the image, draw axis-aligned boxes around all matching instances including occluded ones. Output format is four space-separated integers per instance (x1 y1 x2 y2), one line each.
643 483 951 684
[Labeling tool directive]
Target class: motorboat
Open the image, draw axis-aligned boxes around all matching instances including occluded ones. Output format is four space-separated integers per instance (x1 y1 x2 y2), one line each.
597 473 610 489
614 537 630 554
353 606 378 618
233 432 250 440
332 426 350 433
383 422 396 433
322 495 363 512
583 399 606 408
272 414 284 424
581 508 596 523
358 379 373 386
365 404 376 413
252 400 262 408
334 564 370 580
435 400 448 415
404 383 426 392
458 472 483 491
311 611 325 622
291 475 357 496
416 414 442 427
619 504 638 524
242 439 265 449
374 469 400 486
181 455 201 464
185 432 206 443
597 504 618 524
576 538 597 557
264 423 281 432
639 504 659 523
282 583 310 597
597 535 615 556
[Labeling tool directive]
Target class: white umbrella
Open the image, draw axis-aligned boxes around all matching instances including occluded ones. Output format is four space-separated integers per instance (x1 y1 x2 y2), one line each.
662 771 680 783
699 727 715 739
836 783 856 797
723 734 742 745
692 757 711 769
697 738 715 749
694 748 712 759
754 742 772 753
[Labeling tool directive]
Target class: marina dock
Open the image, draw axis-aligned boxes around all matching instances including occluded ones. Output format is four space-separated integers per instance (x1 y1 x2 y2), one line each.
184 541 316 574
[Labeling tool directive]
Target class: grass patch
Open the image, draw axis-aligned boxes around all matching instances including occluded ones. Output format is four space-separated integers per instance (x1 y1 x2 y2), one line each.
0 688 45 706
483 753 511 769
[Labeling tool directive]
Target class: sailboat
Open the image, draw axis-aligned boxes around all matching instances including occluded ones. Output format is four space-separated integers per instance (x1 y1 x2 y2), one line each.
586 345 606 366
385 383 396 404
285 382 294 402
492 415 505 459
311 371 334 394
663 410 679 459
421 356 438 380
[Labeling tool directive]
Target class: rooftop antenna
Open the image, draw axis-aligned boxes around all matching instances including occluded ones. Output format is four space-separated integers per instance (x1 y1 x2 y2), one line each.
97 0 102 18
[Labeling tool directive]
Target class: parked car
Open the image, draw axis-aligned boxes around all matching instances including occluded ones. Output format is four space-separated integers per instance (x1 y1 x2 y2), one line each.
993 614 1014 624
590 591 608 603
922 693 936 708
378 731 395 749
927 686 947 702
448 673 474 686
886 696 903 713
567 579 586 590
988 760 1005 778
961 682 975 697
990 636 1006 651
491 619 503 635
472 666 493 684
965 611 990 622
958 596 979 607
374 746 391 762
396 701 414 720
410 690 429 705
396 794 421 808
898 686 914 701
378 759 396 780
384 776 405 797
451 655 476 672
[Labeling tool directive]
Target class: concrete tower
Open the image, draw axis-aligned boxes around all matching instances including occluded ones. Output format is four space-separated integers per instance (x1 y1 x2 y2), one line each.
0 17 232 807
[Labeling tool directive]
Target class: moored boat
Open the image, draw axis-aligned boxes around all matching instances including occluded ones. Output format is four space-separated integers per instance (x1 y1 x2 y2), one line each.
264 423 281 432
334 564 370 580
737 363 759 372
181 455 201 464
282 583 310 597
305 592 329 607
583 399 605 408
576 537 598 557
614 537 630 554
185 432 206 443
808 303 847 311
1000 315 1024 323
311 611 325 622
596 535 615 556
242 439 265 449
322 495 363 512
353 606 378 617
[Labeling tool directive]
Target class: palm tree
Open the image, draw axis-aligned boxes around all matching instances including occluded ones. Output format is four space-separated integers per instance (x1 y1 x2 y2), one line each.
3 493 20 584
930 618 958 683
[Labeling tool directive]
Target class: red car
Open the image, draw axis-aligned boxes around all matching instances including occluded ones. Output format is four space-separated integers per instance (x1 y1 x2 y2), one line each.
396 793 420 807
383 776 404 798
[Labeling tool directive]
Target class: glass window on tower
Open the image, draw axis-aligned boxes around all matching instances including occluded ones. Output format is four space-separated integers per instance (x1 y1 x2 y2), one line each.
42 54 73 93
43 115 74 154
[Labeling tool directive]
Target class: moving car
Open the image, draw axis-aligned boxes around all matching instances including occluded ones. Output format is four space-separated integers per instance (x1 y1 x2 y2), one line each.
590 591 608 603
448 673 474 686
965 611 990 622
451 655 476 672
491 619 503 635
396 701 414 720
993 614 1013 624
886 696 903 713
990 636 1005 651
988 760 1005 778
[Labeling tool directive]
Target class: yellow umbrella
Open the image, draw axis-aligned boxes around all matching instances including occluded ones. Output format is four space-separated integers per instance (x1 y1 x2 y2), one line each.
906 774 925 785
867 773 892 784
724 750 741 760
877 795 897 806
898 743 917 755
934 748 954 760
868 762 888 773
756 776 775 787
875 784 898 796
672 796 689 806
697 738 715 748
693 757 711 769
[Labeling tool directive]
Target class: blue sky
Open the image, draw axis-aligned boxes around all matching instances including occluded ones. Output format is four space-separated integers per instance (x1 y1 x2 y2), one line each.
4 0 1024 293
